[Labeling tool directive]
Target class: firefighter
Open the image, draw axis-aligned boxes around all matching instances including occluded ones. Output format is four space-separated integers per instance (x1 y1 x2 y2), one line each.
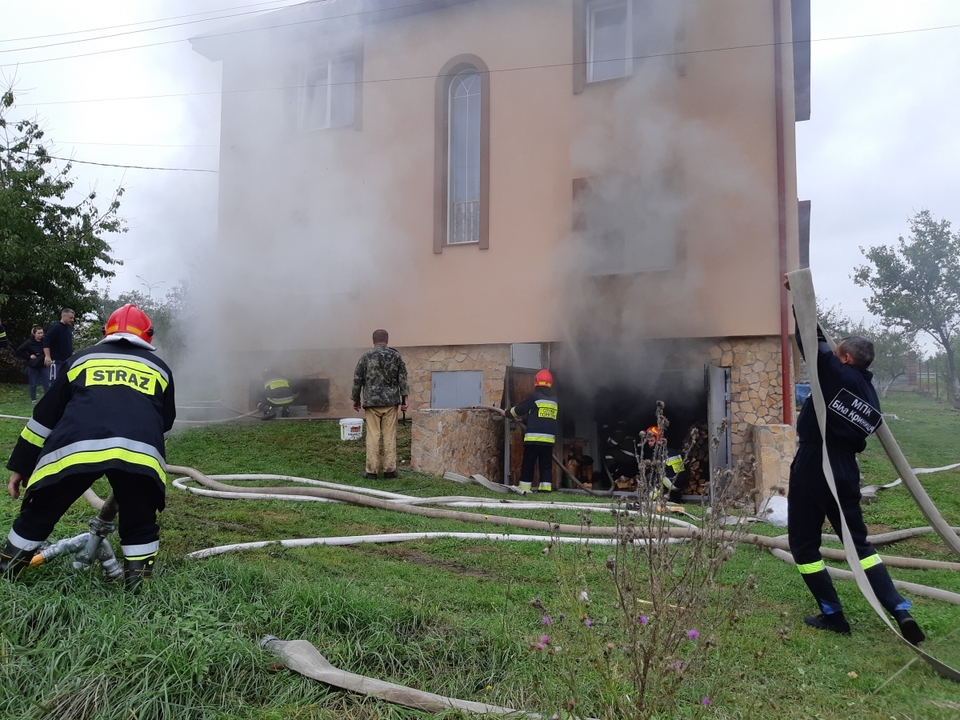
2 304 176 591
603 421 639 484
261 370 295 420
641 426 687 501
787 303 923 643
0 315 7 348
502 370 558 492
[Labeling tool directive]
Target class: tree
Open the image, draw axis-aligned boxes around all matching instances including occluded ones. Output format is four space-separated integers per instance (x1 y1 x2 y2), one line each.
0 85 125 350
864 323 918 399
854 210 960 407
813 302 916 398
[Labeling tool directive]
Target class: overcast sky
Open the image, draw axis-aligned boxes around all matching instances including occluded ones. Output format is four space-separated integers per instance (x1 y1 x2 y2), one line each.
3 1 959 346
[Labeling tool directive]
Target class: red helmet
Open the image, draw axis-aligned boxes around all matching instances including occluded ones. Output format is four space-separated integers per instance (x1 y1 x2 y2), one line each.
105 304 154 342
646 425 660 438
534 369 553 388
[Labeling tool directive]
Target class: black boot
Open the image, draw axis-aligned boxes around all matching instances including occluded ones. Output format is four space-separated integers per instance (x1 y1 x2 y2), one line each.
804 612 851 635
124 555 155 593
0 541 35 578
893 609 925 645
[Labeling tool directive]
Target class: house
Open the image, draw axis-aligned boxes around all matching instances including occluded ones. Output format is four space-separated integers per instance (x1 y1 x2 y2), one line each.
191 0 811 491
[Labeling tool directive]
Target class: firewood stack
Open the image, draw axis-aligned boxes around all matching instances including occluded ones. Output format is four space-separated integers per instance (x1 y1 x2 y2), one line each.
683 422 710 495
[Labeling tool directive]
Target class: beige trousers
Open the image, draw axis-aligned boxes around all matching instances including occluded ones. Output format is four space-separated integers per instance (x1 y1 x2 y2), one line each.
364 405 398 474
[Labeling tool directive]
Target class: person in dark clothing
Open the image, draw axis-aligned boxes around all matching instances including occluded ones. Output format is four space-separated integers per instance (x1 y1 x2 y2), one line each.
788 303 924 644
0 316 8 349
16 326 50 403
260 369 295 420
43 308 75 382
640 426 687 501
3 304 175 591
502 370 558 493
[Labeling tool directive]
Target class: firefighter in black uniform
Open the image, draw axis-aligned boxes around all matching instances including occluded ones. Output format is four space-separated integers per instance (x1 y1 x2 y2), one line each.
260 369 295 420
641 425 687 501
502 370 558 493
788 307 924 643
2 304 176 591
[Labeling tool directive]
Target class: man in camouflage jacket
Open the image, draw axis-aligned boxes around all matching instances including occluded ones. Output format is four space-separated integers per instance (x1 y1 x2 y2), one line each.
352 329 408 478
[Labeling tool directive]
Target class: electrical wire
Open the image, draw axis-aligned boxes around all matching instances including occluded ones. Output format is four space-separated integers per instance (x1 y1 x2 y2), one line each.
0 0 305 44
4 6 960 71
44 155 218 173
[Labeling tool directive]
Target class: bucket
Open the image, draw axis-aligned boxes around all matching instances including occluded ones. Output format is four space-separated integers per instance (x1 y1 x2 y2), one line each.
339 418 364 441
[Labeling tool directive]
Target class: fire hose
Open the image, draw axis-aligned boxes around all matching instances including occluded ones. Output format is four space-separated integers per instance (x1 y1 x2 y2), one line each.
787 268 960 681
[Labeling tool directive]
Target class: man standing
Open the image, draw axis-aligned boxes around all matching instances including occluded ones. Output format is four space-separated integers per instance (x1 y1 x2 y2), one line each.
0 315 8 349
43 308 75 381
2 304 176 591
502 369 557 493
352 329 408 479
788 308 924 644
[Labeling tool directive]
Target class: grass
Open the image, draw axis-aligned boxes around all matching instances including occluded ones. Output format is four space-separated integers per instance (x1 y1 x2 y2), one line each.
0 383 959 718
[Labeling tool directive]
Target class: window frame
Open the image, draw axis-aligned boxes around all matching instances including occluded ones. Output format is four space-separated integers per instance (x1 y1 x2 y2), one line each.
434 54 490 253
447 69 483 245
586 0 633 84
296 43 364 133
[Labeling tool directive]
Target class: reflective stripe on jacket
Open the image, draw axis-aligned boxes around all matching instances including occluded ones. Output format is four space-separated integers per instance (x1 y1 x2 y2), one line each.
6 338 176 492
264 378 294 405
508 389 558 445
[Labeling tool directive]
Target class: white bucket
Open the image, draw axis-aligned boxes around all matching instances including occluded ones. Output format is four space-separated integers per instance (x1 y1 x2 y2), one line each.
339 418 364 441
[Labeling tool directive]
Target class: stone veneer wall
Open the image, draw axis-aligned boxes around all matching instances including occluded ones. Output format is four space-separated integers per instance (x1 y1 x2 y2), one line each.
224 344 511 417
708 336 785 466
403 344 512 409
751 423 796 510
411 408 504 482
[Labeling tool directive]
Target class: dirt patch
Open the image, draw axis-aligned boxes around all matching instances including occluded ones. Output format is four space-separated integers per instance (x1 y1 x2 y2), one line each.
355 545 500 581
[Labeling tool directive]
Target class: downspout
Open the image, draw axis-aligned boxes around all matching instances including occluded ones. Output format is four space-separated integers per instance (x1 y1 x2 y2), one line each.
773 0 792 424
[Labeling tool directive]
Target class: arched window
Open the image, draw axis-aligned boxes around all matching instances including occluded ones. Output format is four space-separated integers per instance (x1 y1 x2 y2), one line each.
448 70 481 244
434 56 490 253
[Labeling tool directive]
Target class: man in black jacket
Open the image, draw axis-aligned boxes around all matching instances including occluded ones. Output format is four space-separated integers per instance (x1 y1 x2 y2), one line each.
3 304 175 591
788 314 924 644
43 308 75 381
503 370 558 493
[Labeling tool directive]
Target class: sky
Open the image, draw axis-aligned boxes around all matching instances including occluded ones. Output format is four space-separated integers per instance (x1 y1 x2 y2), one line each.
2 1 959 347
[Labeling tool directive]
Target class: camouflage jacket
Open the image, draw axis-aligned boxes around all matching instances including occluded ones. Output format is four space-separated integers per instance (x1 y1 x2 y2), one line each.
351 345 409 408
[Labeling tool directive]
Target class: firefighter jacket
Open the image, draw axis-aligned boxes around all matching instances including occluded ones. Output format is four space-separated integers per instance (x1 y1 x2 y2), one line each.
0 321 7 348
351 345 409 408
264 377 294 405
6 337 176 492
508 388 558 445
795 315 882 453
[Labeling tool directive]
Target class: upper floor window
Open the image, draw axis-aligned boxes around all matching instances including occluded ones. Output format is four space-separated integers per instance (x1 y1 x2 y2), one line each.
298 54 356 131
434 55 490 253
587 0 633 83
448 70 482 244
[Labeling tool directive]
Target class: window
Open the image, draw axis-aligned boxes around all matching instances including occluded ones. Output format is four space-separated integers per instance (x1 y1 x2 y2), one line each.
587 0 632 83
448 71 482 244
434 55 490 253
298 55 356 131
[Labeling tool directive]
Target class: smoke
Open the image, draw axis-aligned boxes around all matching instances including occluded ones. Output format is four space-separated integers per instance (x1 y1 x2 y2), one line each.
175 8 416 401
556 5 765 410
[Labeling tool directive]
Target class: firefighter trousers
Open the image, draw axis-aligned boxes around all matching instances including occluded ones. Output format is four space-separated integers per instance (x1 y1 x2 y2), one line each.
788 443 906 614
520 443 554 489
11 469 165 558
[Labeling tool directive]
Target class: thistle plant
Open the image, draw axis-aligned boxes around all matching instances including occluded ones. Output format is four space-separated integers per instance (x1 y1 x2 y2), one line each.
530 403 759 718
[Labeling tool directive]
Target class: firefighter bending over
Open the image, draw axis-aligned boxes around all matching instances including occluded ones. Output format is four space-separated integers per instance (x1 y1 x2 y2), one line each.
2 304 176 591
502 370 558 493
261 369 295 420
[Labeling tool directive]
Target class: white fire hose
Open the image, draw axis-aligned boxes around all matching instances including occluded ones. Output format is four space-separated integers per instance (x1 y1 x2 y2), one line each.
787 268 960 681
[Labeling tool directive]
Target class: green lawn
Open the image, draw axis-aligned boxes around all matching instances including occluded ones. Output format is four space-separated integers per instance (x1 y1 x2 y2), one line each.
0 384 959 719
